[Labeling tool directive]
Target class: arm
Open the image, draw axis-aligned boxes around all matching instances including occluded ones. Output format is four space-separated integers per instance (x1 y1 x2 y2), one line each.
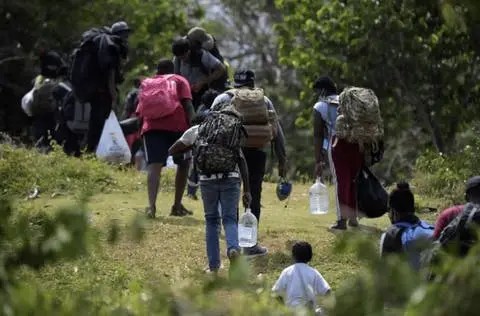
313 109 326 178
266 98 287 178
168 141 192 156
180 98 195 126
238 149 251 208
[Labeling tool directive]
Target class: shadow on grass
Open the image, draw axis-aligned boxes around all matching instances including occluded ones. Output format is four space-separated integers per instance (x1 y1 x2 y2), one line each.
250 251 291 274
153 215 204 227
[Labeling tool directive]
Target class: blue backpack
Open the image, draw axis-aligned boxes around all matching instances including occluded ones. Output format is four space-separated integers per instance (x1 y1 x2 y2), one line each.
382 220 434 270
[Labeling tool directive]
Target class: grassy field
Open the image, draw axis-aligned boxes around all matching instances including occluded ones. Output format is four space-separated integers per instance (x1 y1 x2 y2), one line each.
12 164 442 314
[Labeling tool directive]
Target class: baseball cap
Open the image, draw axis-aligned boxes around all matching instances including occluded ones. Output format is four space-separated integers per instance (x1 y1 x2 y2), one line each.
233 69 255 88
466 176 480 192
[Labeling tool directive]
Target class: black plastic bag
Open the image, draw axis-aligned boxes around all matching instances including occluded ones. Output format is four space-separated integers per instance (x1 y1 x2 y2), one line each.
356 166 388 218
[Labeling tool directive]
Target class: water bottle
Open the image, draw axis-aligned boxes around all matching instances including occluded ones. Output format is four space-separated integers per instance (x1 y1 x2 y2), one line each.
238 208 258 247
309 178 329 215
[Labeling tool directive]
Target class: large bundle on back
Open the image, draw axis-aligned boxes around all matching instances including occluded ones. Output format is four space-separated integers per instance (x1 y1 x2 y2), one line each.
335 87 383 145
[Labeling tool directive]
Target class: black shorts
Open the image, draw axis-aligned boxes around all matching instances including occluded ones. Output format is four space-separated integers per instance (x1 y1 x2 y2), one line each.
143 130 186 165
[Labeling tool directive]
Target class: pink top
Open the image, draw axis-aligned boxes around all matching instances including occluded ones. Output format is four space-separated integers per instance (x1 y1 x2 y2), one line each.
433 205 464 239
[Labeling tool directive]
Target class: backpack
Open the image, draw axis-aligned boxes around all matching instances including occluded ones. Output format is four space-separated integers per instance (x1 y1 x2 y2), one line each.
382 220 434 270
355 166 388 218
31 78 59 115
70 28 120 102
227 88 277 148
335 87 384 146
136 75 180 120
438 203 480 256
194 106 246 175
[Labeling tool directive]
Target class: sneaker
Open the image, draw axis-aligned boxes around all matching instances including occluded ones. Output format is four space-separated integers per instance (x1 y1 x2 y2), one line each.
145 207 156 219
242 244 268 258
170 205 188 217
170 204 193 216
348 219 359 227
330 219 347 230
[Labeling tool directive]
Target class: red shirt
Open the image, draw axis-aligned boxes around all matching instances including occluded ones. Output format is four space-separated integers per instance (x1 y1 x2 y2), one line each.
433 205 464 239
137 74 192 134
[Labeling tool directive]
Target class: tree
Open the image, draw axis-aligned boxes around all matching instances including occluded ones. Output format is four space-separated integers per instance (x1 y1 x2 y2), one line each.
275 0 480 179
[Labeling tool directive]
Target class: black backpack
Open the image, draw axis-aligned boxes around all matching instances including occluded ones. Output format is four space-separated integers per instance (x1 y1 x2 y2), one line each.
70 28 122 102
356 166 388 218
194 106 246 175
191 46 229 92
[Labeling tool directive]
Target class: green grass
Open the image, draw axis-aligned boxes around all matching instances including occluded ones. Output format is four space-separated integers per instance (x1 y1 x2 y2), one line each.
3 144 446 314
15 170 439 309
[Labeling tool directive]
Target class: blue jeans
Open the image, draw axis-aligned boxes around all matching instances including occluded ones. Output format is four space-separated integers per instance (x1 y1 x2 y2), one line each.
200 177 240 270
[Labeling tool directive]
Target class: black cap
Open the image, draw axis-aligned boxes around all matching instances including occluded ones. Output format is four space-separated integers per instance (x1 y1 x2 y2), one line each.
313 76 337 95
466 176 480 192
233 69 255 88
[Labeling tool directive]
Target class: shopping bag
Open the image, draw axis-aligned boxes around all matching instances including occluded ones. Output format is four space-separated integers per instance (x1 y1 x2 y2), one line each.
96 111 132 164
21 88 34 117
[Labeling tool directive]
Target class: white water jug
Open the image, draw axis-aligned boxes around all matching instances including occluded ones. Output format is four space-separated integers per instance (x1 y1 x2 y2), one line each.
309 178 329 215
238 208 258 247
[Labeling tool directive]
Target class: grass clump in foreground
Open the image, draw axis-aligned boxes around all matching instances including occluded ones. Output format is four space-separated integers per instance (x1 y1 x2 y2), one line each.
3 146 480 315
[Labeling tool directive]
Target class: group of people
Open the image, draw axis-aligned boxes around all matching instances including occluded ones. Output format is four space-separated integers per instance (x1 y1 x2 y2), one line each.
17 21 480 314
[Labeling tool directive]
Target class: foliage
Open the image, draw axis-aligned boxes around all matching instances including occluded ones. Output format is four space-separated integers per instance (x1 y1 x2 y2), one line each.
414 129 480 204
328 234 480 316
275 0 480 180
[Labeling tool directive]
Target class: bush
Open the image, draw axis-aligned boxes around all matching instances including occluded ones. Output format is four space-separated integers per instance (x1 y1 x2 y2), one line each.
413 137 480 204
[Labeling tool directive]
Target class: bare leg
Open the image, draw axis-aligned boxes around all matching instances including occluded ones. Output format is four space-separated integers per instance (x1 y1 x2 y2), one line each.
173 160 189 208
147 163 163 214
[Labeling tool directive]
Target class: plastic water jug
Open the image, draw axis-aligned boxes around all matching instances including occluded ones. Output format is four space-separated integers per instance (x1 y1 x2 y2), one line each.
238 208 258 247
309 178 329 215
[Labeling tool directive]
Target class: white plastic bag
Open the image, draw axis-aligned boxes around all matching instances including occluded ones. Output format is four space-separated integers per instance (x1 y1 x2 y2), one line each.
21 89 34 117
96 111 132 164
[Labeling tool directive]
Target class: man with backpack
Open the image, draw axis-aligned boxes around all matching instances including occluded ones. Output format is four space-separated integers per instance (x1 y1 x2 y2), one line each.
70 21 131 152
28 50 67 151
172 36 227 109
380 182 434 270
434 176 480 256
136 59 195 218
168 104 251 273
211 69 287 257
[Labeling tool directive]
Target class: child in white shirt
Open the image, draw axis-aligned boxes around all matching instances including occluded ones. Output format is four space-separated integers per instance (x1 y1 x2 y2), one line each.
272 241 331 311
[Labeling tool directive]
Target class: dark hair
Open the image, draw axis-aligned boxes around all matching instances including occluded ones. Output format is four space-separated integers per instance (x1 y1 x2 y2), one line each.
156 59 174 75
313 76 337 96
201 89 220 109
172 37 190 57
389 182 415 213
133 78 141 88
292 241 313 263
467 186 480 203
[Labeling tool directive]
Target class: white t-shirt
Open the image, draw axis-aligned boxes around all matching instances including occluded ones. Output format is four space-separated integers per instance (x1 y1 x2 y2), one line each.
178 125 199 146
272 263 331 308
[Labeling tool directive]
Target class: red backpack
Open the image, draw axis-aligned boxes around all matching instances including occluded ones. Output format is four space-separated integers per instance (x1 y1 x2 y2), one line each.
137 75 180 119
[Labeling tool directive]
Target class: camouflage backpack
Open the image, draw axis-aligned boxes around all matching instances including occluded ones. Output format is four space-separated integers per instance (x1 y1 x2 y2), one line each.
194 106 246 175
335 87 384 145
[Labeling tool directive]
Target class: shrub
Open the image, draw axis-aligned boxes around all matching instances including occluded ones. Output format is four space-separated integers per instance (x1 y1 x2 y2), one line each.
413 137 480 204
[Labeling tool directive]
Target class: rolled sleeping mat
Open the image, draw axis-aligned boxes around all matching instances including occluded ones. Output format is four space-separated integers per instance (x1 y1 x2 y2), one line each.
119 117 141 135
